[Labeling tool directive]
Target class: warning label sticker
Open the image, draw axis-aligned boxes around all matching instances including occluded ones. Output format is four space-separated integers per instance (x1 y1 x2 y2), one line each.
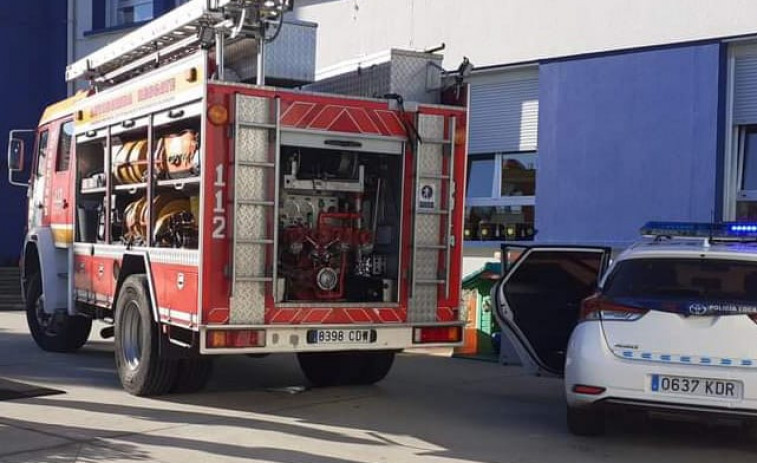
418 184 436 209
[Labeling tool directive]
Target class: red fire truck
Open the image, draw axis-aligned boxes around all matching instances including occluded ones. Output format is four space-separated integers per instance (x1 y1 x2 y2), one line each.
6 0 467 396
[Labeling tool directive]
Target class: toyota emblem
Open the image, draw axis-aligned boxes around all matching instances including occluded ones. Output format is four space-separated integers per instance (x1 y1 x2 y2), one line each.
688 303 708 316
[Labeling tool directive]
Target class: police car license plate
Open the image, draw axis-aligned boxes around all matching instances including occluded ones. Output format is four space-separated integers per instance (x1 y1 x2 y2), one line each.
306 329 376 345
650 374 742 399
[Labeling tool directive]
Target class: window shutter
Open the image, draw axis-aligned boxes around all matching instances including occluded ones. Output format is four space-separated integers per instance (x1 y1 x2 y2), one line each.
468 68 539 154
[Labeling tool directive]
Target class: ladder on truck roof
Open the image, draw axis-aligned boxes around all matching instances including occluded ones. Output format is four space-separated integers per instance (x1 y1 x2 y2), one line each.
66 0 291 86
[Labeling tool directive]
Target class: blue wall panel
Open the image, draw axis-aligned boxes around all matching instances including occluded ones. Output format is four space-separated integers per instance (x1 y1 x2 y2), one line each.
535 43 722 246
0 3 67 265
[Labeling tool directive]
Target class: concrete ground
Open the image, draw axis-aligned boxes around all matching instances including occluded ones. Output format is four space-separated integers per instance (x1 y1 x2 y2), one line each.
1 310 757 463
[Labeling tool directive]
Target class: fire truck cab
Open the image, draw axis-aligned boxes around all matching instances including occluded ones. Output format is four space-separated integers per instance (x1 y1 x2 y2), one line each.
6 0 467 396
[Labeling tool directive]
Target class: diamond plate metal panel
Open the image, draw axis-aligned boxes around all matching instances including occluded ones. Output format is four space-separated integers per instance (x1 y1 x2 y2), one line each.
146 248 199 266
306 50 441 104
236 204 269 241
232 95 278 326
418 114 445 140
237 96 272 125
266 20 317 83
390 51 443 104
415 249 439 280
409 285 438 322
230 281 266 324
234 243 268 278
225 21 316 84
237 128 270 163
305 62 391 98
236 165 270 201
419 144 443 174
416 214 441 245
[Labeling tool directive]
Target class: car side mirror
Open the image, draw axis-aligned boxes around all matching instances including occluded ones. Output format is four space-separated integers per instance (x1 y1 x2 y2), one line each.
8 138 24 171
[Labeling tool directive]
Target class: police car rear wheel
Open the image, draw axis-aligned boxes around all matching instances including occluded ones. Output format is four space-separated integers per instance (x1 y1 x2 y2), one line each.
26 274 92 353
567 405 605 436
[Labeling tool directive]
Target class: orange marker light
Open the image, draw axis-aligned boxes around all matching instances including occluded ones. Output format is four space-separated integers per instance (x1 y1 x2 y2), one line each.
208 104 228 126
185 67 198 83
207 331 227 348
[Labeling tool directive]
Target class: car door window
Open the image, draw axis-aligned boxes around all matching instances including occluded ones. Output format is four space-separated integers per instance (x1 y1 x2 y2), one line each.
500 249 606 374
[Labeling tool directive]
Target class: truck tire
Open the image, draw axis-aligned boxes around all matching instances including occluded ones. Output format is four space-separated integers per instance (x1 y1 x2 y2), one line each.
566 405 605 436
297 350 395 387
171 358 214 393
351 350 395 385
114 274 177 396
297 351 355 387
26 274 92 353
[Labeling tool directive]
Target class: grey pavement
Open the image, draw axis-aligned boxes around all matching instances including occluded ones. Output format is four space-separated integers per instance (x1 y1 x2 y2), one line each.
1 310 757 463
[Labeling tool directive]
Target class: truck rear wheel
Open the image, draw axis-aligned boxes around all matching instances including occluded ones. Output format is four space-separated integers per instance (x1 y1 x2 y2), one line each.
26 274 92 353
297 350 395 387
171 358 214 393
114 275 177 396
351 350 395 385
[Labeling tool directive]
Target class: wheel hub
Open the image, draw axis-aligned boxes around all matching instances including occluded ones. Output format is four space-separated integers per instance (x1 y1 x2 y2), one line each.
121 301 143 370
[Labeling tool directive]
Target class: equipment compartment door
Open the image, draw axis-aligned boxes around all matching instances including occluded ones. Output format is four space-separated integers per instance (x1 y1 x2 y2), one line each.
493 246 610 376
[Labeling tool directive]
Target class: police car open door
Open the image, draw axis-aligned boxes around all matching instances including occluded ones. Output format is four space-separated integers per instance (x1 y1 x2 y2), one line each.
493 246 611 376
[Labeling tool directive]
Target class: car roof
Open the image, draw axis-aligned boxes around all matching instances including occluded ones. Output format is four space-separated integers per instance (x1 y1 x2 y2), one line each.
616 238 757 263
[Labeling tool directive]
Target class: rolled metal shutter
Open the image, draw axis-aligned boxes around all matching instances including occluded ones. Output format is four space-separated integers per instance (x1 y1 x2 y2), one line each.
468 68 539 154
734 46 757 125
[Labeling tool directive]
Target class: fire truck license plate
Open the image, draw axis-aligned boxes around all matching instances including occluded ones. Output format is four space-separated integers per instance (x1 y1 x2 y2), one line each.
306 329 377 344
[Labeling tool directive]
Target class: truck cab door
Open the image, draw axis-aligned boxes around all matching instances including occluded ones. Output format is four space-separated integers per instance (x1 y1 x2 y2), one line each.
493 246 611 376
29 128 50 230
49 120 74 246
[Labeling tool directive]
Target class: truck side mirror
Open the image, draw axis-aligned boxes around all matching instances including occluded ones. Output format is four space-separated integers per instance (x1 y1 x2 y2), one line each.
9 138 24 171
7 130 32 188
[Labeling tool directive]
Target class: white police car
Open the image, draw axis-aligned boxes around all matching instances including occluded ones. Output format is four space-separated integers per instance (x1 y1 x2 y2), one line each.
493 222 757 436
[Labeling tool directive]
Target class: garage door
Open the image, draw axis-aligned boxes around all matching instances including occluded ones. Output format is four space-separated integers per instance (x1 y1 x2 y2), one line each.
468 67 539 154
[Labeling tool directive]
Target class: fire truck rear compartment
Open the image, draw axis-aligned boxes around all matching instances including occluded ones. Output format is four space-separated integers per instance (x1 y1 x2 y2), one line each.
276 146 402 304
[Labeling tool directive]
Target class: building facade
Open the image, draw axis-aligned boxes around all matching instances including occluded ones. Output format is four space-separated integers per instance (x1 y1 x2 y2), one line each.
293 0 757 274
9 1 757 272
0 2 68 265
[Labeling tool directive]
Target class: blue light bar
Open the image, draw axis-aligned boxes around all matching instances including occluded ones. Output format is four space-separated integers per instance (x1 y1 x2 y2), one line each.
640 221 757 240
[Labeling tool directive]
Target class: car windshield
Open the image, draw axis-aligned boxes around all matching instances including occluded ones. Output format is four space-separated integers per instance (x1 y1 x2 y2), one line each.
603 258 757 304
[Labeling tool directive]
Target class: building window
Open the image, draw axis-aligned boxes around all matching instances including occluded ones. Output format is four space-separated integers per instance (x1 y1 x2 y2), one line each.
108 0 153 27
735 126 757 219
465 152 536 241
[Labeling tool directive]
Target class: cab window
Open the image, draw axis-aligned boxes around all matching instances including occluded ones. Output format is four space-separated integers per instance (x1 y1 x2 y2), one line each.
35 130 49 177
56 121 74 172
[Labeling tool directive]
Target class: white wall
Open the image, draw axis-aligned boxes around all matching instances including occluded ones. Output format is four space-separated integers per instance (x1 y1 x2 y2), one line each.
296 0 757 71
